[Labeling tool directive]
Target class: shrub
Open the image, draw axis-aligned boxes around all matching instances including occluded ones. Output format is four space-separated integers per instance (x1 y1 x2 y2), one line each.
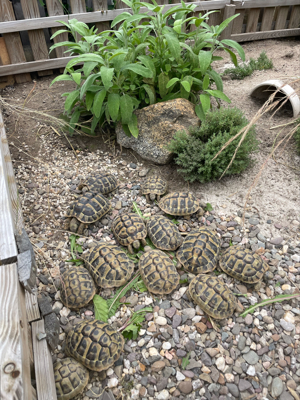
168 107 259 182
224 51 273 80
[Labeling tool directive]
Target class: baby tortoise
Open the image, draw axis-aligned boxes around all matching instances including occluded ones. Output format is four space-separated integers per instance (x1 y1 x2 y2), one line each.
219 246 269 284
142 175 167 202
159 192 200 218
78 173 118 195
81 242 135 288
60 266 96 310
139 249 180 294
189 274 237 320
177 228 221 274
112 213 147 254
65 192 111 234
66 320 124 372
54 357 89 400
146 215 183 251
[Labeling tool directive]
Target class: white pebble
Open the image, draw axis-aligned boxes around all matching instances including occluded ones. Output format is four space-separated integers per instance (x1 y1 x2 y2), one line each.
156 316 167 326
215 356 226 372
162 342 172 350
144 297 153 305
192 316 202 323
149 347 159 356
107 378 118 388
106 368 114 376
124 360 130 369
156 389 170 400
284 311 295 324
246 366 256 376
176 371 185 381
139 329 146 336
60 307 70 317
138 339 145 347
53 301 63 310
225 373 235 383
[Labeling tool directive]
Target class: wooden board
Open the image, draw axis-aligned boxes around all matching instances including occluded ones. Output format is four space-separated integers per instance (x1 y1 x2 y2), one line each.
289 5 300 28
232 27 300 41
207 10 223 26
0 263 32 400
0 0 31 83
20 0 53 77
32 319 57 400
245 8 260 32
26 292 41 323
93 0 110 33
0 37 15 88
232 0 300 8
220 4 236 40
274 6 290 30
261 7 275 31
0 110 18 265
232 9 245 33
70 0 86 13
45 0 68 58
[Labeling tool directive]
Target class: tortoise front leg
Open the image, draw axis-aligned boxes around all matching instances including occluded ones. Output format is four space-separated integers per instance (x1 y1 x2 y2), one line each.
127 244 134 254
77 222 86 235
69 217 79 232
157 195 161 202
141 239 147 247
64 217 72 231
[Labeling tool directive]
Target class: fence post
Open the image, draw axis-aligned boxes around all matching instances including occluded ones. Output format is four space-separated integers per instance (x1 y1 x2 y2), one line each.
220 4 236 40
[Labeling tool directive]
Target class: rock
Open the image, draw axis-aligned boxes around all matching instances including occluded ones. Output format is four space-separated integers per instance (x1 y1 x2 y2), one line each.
156 389 170 400
249 218 260 225
271 377 284 398
165 307 176 318
238 336 247 351
270 237 283 245
280 319 295 332
226 383 239 397
195 322 207 333
116 99 200 164
215 357 226 372
178 381 193 394
239 379 252 391
139 168 149 177
182 308 196 319
172 314 182 329
107 378 118 388
176 371 186 381
157 378 168 391
152 360 166 372
268 367 281 376
126 295 139 307
156 316 167 325
244 314 253 325
243 350 259 365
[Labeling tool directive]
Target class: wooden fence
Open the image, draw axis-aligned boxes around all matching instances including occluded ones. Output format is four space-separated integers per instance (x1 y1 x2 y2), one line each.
0 106 57 399
0 0 299 86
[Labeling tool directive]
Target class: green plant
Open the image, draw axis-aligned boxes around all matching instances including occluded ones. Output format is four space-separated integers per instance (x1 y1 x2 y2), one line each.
50 0 245 136
66 234 83 265
294 117 300 153
224 51 273 80
204 202 213 211
181 352 190 369
168 107 259 182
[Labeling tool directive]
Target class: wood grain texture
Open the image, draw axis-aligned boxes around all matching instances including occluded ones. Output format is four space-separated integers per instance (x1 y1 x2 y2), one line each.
0 37 15 88
232 0 300 8
32 319 57 400
45 0 68 58
0 0 31 83
93 0 110 32
207 10 223 26
275 6 289 29
245 8 260 32
26 292 41 323
232 9 245 33
289 5 300 28
220 4 236 40
261 7 275 31
70 0 86 13
232 27 300 41
0 263 32 400
20 0 52 77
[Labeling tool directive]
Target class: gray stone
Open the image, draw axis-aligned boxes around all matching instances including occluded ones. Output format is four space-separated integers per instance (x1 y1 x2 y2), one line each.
268 367 281 376
249 218 260 225
116 99 200 164
201 352 213 367
238 379 252 391
238 336 247 351
226 383 239 398
165 307 176 318
182 308 196 319
126 295 138 307
242 351 259 365
280 319 295 332
172 314 182 329
232 324 241 335
186 360 202 370
156 378 168 391
270 237 284 245
160 300 171 310
271 377 284 398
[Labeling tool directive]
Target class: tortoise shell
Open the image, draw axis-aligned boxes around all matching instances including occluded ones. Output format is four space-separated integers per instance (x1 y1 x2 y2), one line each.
189 274 237 319
219 246 268 283
54 357 89 400
142 176 167 196
138 249 180 294
177 228 221 274
158 192 200 216
66 320 124 371
66 192 111 223
112 213 147 246
60 266 96 310
81 173 118 195
146 215 183 251
82 243 135 288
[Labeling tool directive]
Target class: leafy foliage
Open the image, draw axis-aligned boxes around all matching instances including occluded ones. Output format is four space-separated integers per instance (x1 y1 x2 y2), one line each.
224 51 273 80
168 107 259 182
294 117 300 153
204 203 213 212
122 307 152 340
50 0 245 136
133 278 148 293
181 352 191 369
93 295 109 322
66 234 83 265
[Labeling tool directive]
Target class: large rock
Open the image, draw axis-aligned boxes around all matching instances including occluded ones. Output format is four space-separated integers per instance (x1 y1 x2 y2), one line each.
116 98 200 164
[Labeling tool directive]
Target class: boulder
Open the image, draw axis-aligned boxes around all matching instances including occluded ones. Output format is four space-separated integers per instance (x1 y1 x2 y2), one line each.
116 98 200 164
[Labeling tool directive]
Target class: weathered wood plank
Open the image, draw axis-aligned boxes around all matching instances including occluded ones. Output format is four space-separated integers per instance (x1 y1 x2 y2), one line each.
289 5 300 28
220 4 236 40
231 9 245 34
70 0 86 13
245 8 260 32
93 0 110 33
261 7 275 31
45 0 68 58
275 6 290 30
207 10 223 26
20 0 53 77
26 292 41 323
231 27 300 41
0 0 31 83
0 263 32 400
0 1 230 34
0 37 15 89
32 319 57 400
232 0 300 8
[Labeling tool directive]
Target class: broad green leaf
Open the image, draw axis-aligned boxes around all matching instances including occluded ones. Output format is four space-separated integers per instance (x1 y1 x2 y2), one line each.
64 90 80 111
80 73 101 99
122 64 153 78
93 294 109 322
164 33 181 61
203 74 210 90
221 39 246 62
216 14 239 36
50 29 69 40
111 12 132 28
182 352 190 369
195 103 205 121
122 124 132 138
206 89 231 103
207 70 223 92
128 114 139 138
199 51 212 74
158 72 169 99
224 47 238 67
91 115 101 134
83 62 98 77
200 94 211 113
142 84 156 105
100 66 114 91
92 90 107 118
181 80 191 92
50 74 74 86
85 91 95 111
166 77 180 89
138 56 156 79
120 94 133 124
71 72 81 85
68 108 81 133
132 201 144 218
107 274 140 318
66 54 104 69
107 93 120 122
122 324 139 340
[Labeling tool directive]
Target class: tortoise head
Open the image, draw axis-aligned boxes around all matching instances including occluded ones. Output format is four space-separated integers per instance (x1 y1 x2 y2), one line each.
132 240 140 249
149 193 156 201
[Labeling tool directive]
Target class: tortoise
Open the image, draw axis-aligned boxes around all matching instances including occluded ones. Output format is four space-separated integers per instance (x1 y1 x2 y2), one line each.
142 175 167 202
146 215 183 251
60 266 96 310
219 246 269 284
54 357 89 400
138 249 180 294
78 172 118 195
158 192 200 218
177 228 221 275
189 274 237 319
66 320 124 371
81 242 135 288
65 192 111 234
112 213 147 254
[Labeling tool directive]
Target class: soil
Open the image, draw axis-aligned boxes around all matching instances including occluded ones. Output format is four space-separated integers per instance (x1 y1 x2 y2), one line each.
1 37 300 241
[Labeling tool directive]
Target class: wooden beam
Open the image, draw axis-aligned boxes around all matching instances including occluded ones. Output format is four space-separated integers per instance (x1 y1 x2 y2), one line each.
26 292 41 323
289 5 300 28
232 9 245 34
0 263 32 400
32 319 57 400
220 4 236 40
231 27 300 42
274 6 290 30
0 37 15 89
45 0 69 58
232 0 300 8
261 7 275 31
245 8 260 33
0 1 230 34
93 0 110 33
